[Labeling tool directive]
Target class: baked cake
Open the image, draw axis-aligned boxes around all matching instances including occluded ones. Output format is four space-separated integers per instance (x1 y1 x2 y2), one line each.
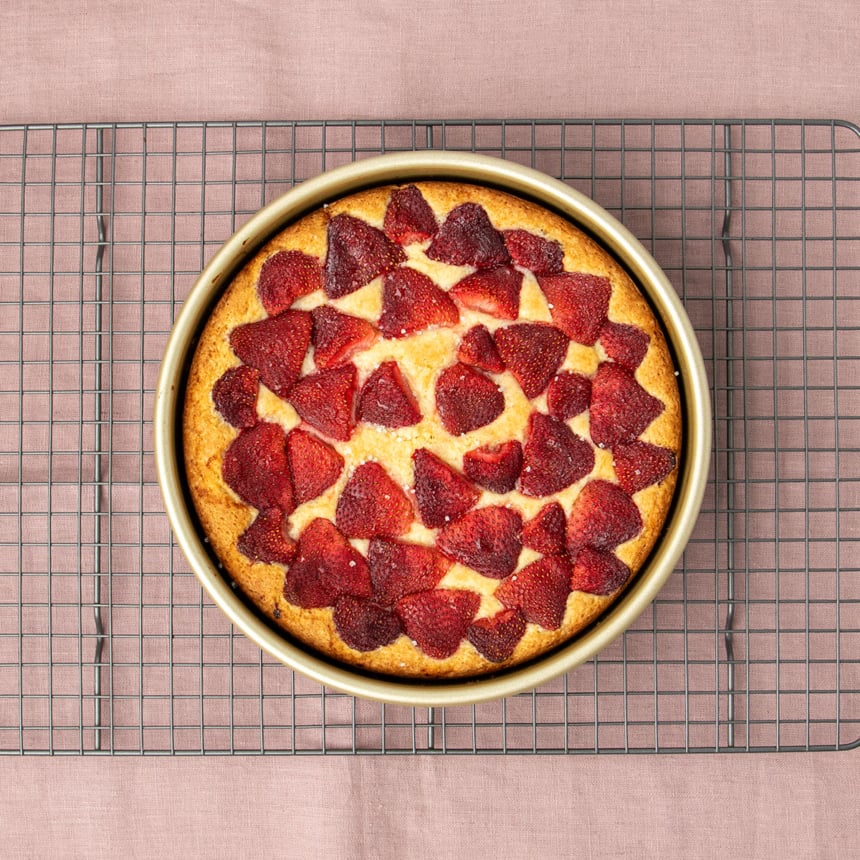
183 181 681 679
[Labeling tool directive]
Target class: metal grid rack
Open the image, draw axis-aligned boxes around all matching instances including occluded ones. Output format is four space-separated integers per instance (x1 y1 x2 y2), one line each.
0 119 857 755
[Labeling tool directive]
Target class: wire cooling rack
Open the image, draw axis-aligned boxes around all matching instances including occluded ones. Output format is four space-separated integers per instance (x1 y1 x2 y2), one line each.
0 119 857 755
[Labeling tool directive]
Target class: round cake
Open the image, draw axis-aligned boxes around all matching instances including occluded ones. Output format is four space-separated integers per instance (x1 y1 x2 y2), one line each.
183 181 681 679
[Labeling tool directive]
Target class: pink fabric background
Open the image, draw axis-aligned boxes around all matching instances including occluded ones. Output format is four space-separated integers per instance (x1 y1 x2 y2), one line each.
3 0 858 856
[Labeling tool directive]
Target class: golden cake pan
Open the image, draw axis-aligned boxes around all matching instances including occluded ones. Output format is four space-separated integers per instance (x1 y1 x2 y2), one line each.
154 152 711 707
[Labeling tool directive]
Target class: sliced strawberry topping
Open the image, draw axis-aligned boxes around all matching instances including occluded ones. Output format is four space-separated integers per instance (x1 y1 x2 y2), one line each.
521 501 567 556
378 266 460 339
589 362 664 448
467 608 527 663
494 323 569 399
285 363 357 442
229 310 312 398
222 421 294 512
495 556 571 630
537 272 611 345
426 203 510 268
457 324 505 374
502 229 564 274
570 546 630 596
257 250 323 316
357 360 422 428
519 413 594 497
449 266 523 320
324 213 406 298
310 305 377 370
566 479 643 554
435 362 505 436
436 506 523 579
212 365 260 429
237 508 296 566
412 448 481 528
462 440 523 494
333 595 402 651
335 461 414 539
599 320 650 371
396 589 480 660
367 537 452 605
546 371 591 421
383 185 438 245
283 517 371 608
285 428 344 505
612 440 676 494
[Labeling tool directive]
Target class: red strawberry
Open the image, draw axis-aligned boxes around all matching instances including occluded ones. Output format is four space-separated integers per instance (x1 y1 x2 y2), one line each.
257 250 323 315
436 506 523 579
457 324 505 374
612 440 676 494
324 213 406 298
599 320 650 371
412 448 480 528
333 595 402 651
212 365 260 429
378 267 459 338
462 440 523 494
426 203 510 268
222 421 294 512
546 371 591 421
566 479 643 554
570 546 630 596
537 272 611 345
467 608 527 663
494 323 569 399
283 517 371 608
229 310 312 398
285 428 344 505
335 461 414 539
495 556 571 630
311 305 377 369
519 413 594 497
521 502 567 556
383 185 438 245
435 362 505 436
396 589 480 659
367 537 452 605
285 363 357 442
502 229 564 274
449 266 523 320
357 361 422 428
237 508 296 566
589 362 664 448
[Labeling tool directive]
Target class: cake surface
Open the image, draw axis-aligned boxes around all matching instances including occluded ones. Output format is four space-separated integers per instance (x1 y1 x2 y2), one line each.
183 181 681 679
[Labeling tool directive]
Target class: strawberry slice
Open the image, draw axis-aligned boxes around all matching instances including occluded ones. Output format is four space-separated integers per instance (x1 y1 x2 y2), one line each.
257 250 323 316
357 361 422 428
212 365 260 429
546 371 591 421
457 324 505 374
367 537 452 605
412 448 481 528
283 517 371 608
285 428 344 505
599 320 650 371
335 461 414 539
383 185 438 245
612 440 676 494
566 479 643 554
519 413 594 497
537 272 611 345
426 203 510 268
449 266 523 320
396 589 480 660
285 363 357 442
324 213 406 298
311 305 377 369
435 362 505 436
570 546 630 596
436 506 523 579
521 502 567 556
378 267 459 339
222 421 294 512
237 508 296 566
462 440 524 494
589 362 664 449
229 310 312 398
502 229 564 275
495 556 571 630
494 323 569 399
333 595 402 651
467 608 527 663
